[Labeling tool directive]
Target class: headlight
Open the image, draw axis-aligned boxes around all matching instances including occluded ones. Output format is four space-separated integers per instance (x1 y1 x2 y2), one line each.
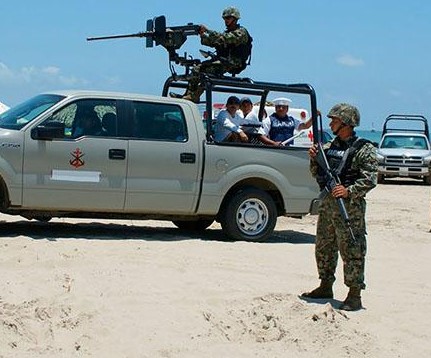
376 153 385 163
424 155 431 165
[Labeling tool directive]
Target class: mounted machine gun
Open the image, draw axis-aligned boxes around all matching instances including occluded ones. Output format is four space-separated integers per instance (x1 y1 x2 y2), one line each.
87 15 201 76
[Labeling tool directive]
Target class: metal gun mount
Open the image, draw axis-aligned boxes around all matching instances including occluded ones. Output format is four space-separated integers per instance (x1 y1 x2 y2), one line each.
87 15 202 75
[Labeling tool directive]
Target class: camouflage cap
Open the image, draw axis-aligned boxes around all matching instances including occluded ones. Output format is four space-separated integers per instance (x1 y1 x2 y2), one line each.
327 103 360 127
222 6 241 19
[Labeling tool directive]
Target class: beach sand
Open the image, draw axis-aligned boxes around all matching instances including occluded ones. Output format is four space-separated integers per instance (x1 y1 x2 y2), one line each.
0 180 430 357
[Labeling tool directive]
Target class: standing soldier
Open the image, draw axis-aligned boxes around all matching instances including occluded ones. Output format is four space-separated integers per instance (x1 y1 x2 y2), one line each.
172 6 252 103
301 103 378 311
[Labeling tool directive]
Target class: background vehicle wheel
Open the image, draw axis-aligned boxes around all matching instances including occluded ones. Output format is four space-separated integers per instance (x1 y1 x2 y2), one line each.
219 187 277 242
172 219 214 231
424 176 431 185
377 174 385 184
33 215 52 222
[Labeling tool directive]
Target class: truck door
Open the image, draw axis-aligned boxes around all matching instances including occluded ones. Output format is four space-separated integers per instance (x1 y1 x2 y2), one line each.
22 98 128 211
124 101 201 213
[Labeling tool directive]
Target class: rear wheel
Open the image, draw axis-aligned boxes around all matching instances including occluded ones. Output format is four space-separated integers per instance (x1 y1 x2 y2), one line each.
219 188 277 242
172 219 214 231
33 215 52 222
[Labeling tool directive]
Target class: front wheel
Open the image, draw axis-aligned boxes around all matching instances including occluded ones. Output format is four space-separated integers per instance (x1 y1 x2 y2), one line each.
219 188 277 242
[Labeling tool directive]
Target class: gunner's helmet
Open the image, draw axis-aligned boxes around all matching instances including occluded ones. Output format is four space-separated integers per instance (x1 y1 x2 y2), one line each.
222 7 241 19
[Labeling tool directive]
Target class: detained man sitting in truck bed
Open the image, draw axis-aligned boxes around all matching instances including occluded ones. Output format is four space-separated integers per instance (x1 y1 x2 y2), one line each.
214 95 249 143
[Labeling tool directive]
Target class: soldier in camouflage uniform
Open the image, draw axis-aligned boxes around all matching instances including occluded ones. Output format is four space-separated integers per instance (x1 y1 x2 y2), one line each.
301 103 378 311
175 7 252 103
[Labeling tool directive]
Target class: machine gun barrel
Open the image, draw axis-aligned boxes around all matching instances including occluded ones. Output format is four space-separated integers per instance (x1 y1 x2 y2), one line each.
87 32 151 41
315 142 357 245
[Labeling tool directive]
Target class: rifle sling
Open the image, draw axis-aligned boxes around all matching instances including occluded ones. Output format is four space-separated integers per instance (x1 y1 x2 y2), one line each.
334 137 368 176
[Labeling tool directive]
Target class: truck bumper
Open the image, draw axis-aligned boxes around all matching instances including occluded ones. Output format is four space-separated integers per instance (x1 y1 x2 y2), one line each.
378 165 429 178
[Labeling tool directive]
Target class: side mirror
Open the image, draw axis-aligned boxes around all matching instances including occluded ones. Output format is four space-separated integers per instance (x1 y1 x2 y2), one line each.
31 121 65 140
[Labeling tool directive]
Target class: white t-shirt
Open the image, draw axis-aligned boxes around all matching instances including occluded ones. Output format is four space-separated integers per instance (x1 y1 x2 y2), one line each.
214 109 244 142
240 111 262 134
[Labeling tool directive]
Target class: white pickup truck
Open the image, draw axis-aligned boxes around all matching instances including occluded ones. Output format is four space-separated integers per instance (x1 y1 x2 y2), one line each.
377 114 431 185
0 78 321 241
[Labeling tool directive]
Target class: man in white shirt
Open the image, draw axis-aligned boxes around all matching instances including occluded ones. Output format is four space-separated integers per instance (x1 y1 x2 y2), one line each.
214 96 249 142
239 96 265 143
239 97 259 123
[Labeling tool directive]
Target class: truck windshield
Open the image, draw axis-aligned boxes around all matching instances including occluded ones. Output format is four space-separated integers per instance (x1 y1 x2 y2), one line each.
0 94 65 130
381 135 428 149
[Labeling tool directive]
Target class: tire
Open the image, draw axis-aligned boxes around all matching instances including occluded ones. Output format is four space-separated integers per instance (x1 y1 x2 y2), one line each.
424 175 431 185
33 215 52 222
172 219 214 231
219 187 277 242
377 174 385 184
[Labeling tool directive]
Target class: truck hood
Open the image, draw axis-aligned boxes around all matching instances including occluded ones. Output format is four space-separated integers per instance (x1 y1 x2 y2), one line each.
378 148 431 157
0 128 17 138
0 128 24 146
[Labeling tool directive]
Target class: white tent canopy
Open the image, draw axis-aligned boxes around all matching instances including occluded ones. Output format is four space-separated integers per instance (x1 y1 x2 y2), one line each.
0 101 9 114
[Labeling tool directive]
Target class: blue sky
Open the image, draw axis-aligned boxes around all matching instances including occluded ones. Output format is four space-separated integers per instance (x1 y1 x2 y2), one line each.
1 0 430 130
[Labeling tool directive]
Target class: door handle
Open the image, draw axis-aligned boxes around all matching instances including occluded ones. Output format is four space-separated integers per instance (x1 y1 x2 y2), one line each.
109 148 126 160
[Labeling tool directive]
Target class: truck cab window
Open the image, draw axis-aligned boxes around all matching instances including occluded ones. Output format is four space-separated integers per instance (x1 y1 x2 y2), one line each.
131 101 187 141
42 99 117 138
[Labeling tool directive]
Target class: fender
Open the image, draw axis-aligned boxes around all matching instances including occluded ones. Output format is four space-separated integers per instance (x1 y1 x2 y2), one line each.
197 145 318 215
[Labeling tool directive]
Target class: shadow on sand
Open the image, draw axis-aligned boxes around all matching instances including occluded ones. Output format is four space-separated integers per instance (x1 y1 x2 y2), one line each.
0 219 315 244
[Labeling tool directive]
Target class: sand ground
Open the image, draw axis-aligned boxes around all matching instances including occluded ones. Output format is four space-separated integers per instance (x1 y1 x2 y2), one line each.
0 180 430 357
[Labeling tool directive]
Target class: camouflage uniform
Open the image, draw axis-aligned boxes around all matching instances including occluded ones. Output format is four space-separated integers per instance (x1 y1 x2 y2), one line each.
184 8 251 102
200 26 250 72
302 103 378 311
310 137 378 289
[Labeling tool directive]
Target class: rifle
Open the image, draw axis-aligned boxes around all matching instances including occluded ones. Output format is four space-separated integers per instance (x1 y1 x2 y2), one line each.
281 129 307 146
87 16 201 74
315 142 357 245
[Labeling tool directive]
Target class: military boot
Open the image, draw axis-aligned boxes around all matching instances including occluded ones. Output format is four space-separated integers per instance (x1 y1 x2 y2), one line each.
182 94 194 102
169 92 184 99
182 87 204 103
301 280 334 299
339 287 362 311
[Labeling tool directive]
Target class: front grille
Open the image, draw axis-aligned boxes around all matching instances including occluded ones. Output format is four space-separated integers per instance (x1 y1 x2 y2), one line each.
385 155 423 166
